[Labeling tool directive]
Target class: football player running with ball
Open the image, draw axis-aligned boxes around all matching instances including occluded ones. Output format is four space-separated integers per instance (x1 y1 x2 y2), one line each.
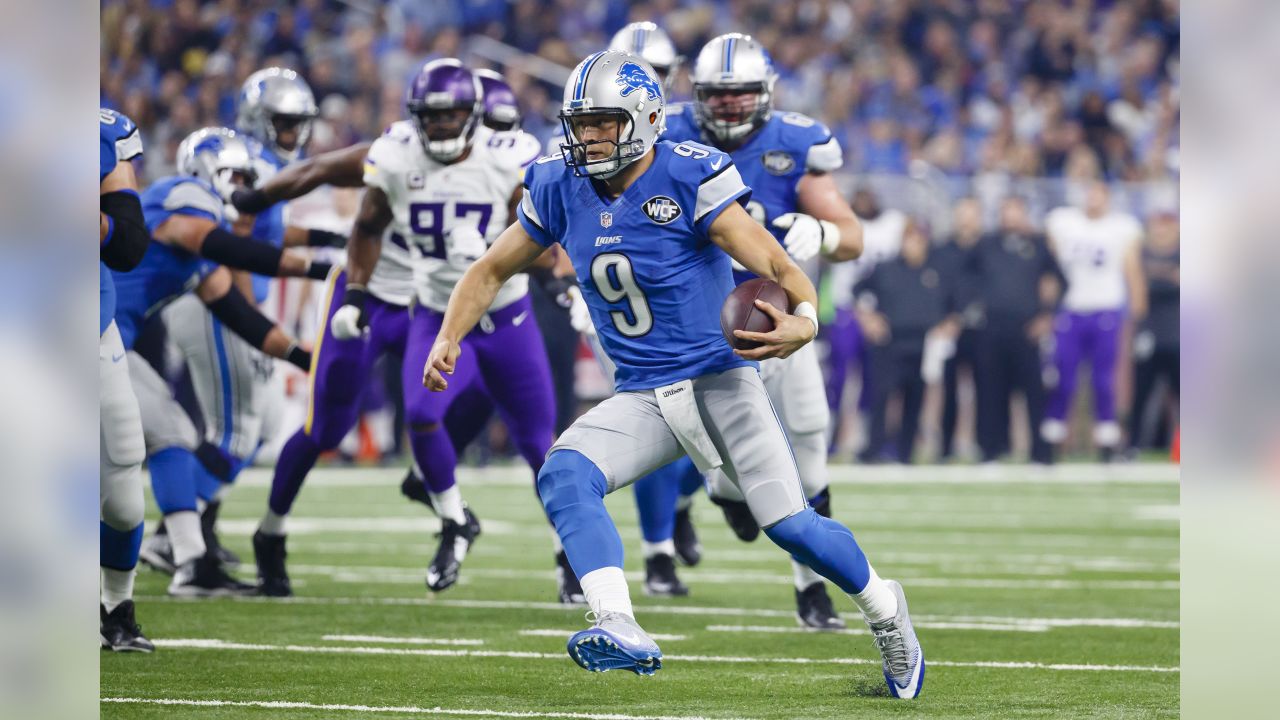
662 33 867 630
423 50 924 698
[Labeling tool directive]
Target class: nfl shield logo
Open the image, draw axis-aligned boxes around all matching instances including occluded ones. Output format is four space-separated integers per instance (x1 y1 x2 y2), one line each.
600 212 613 228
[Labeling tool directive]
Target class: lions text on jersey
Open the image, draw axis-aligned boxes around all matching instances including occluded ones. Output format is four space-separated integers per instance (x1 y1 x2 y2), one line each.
518 139 752 391
100 109 144 334
364 123 541 311
110 177 222 349
663 104 842 282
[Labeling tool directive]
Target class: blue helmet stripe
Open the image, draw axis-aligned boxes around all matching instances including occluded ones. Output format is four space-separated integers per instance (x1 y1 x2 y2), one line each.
574 51 606 102
633 27 644 54
722 38 731 73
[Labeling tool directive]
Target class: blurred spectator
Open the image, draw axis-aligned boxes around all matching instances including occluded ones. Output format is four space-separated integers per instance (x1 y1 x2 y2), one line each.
970 196 1063 464
1042 181 1147 459
855 221 958 463
1127 210 1179 454
932 198 984 461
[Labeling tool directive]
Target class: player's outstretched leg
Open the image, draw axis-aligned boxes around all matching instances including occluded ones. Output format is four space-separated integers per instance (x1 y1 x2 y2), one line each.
539 450 662 675
764 508 924 698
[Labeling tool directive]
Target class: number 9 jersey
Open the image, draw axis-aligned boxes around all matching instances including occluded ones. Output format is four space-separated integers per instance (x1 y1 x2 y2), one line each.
363 121 542 311
518 139 753 391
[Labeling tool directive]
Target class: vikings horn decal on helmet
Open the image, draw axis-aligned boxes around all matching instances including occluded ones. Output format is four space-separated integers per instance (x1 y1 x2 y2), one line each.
559 50 666 179
236 67 318 163
405 59 483 163
692 33 777 143
608 22 681 93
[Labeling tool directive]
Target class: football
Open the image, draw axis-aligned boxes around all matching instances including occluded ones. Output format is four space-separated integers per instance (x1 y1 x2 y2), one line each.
720 277 791 350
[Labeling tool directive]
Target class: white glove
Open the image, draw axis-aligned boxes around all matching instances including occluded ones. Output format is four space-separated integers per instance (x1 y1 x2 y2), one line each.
445 224 488 270
330 304 365 340
566 285 596 336
772 213 840 262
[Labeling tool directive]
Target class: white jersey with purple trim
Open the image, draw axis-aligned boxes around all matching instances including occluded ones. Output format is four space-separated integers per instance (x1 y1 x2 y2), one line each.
360 122 431 306
363 123 539 312
1045 207 1142 312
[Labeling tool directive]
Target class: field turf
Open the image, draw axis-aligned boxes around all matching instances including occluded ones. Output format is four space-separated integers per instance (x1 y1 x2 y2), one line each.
102 463 1179 719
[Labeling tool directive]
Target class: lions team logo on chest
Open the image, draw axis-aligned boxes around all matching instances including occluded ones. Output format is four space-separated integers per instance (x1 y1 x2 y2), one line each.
642 195 682 225
600 211 613 228
762 150 796 176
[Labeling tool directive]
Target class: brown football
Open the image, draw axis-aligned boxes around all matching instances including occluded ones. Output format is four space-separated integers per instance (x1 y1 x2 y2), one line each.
720 278 791 350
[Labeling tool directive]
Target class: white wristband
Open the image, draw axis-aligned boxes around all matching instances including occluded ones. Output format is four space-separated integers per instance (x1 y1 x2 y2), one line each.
793 301 819 338
818 219 841 255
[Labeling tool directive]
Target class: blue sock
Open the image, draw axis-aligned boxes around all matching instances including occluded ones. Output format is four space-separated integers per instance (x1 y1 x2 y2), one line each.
195 462 223 504
149 446 200 514
100 521 143 572
675 456 703 498
764 507 871 594
536 450 623 579
632 461 681 543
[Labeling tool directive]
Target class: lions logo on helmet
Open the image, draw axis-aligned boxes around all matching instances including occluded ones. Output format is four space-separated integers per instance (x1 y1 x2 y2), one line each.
615 61 663 101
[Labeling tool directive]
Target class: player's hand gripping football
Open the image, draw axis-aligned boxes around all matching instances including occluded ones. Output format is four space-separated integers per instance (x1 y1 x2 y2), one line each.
423 339 462 391
732 299 816 361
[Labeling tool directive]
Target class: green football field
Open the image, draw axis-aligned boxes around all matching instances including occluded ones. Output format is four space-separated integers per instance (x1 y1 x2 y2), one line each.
102 463 1179 719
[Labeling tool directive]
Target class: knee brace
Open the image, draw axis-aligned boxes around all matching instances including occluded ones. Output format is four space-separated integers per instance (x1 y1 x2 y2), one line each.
764 507 870 595
101 470 145 531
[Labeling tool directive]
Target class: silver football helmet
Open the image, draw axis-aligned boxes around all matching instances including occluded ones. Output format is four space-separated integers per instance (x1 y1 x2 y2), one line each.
236 67 318 162
608 22 681 93
559 50 666 178
176 127 258 202
692 33 777 143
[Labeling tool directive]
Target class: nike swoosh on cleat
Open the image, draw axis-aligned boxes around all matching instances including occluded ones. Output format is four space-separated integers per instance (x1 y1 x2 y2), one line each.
611 631 643 646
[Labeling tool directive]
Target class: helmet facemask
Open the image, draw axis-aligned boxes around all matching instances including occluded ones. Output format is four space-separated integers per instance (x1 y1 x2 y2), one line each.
265 113 314 161
408 99 480 163
559 108 646 179
694 80 773 143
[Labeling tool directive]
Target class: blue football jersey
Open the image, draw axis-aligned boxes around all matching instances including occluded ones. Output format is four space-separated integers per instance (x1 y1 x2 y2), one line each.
518 140 753 391
111 176 222 349
245 139 288 303
100 108 144 334
663 104 843 283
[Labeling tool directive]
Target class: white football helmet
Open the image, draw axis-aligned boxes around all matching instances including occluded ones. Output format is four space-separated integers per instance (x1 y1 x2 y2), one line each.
559 50 666 178
176 127 258 203
691 33 777 143
608 22 681 93
236 67 318 162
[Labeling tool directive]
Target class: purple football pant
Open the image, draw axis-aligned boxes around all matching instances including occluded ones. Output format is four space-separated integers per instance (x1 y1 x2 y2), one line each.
268 270 410 516
824 307 871 420
404 295 556 494
1046 309 1124 424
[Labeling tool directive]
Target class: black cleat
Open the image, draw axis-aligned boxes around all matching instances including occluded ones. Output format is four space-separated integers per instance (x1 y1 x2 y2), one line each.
138 528 176 575
556 550 586 604
643 554 690 597
795 582 846 630
400 471 435 509
168 553 257 597
100 601 155 653
252 530 292 597
710 496 759 542
426 515 480 592
201 501 241 569
673 507 702 566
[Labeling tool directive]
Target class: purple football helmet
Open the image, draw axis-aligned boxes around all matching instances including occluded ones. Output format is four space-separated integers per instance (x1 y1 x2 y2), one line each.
475 69 521 131
405 59 482 162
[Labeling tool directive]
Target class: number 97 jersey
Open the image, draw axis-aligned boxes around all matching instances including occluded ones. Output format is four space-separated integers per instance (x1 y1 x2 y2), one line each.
362 122 541 311
518 139 754 392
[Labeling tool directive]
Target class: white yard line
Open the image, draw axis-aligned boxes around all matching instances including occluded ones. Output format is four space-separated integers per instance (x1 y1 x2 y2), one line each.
149 638 1180 673
705 623 1033 635
520 628 688 641
322 634 485 646
137 594 1178 628
101 697 747 720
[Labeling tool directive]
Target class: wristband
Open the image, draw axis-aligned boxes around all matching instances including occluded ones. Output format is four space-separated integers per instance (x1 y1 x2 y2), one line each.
793 301 819 338
306 260 335 281
307 228 348 248
818 219 841 255
285 343 312 371
342 284 369 308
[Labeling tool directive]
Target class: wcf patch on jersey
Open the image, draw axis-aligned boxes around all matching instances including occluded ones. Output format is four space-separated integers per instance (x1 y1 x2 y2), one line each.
643 195 682 225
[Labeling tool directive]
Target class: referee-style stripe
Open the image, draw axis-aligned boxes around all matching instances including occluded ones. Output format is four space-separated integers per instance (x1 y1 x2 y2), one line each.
304 265 343 436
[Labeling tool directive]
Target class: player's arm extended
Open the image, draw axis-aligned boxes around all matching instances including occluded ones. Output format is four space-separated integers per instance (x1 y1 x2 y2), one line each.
195 267 311 370
424 222 546 390
709 202 819 360
231 142 372 215
796 173 864 261
152 214 331 280
100 160 151 271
